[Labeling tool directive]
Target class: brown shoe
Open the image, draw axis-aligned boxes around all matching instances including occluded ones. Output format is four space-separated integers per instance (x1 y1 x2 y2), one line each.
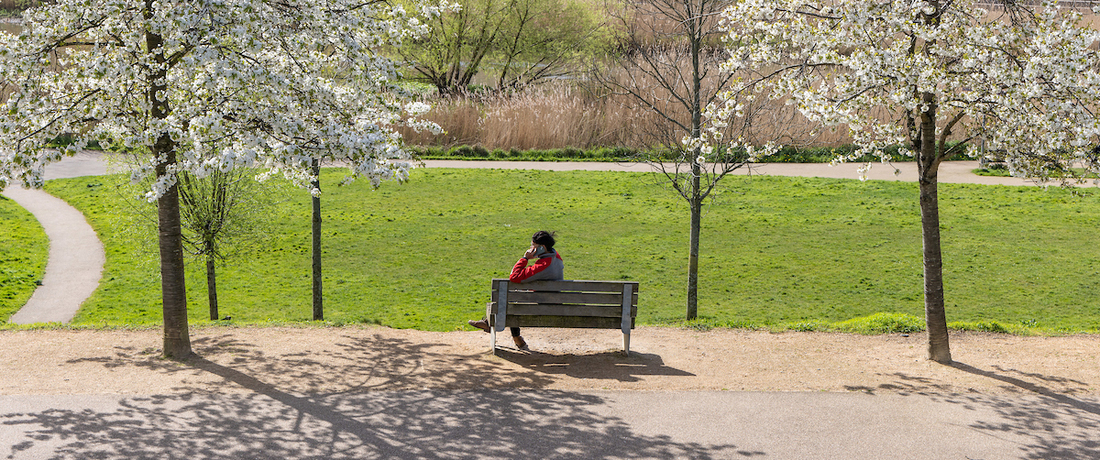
512 336 528 350
468 319 490 333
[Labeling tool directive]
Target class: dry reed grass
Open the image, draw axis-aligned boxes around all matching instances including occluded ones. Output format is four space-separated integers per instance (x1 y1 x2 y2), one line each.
398 80 857 151
399 64 854 152
400 83 660 150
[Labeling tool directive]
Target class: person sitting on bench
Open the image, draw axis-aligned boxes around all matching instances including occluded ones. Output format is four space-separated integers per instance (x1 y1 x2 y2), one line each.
468 230 564 350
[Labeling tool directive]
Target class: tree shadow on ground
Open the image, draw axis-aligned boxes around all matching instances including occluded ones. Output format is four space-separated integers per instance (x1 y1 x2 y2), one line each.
67 333 560 392
2 388 745 459
65 332 697 391
845 362 1100 460
12 333 741 459
494 348 695 382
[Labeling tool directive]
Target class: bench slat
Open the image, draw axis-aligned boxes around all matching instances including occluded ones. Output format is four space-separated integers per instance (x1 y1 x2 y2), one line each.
491 278 639 293
495 291 638 306
500 315 636 329
493 303 638 318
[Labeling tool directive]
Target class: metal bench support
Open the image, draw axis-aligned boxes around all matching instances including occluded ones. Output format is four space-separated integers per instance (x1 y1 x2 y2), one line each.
621 283 633 356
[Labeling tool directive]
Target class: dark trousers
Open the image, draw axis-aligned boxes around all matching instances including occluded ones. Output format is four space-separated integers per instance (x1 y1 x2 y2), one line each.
482 313 521 337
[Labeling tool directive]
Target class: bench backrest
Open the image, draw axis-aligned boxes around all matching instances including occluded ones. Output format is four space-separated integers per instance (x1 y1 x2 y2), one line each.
489 278 639 331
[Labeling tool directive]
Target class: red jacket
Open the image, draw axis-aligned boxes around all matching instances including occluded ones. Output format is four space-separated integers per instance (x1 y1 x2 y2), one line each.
510 249 564 283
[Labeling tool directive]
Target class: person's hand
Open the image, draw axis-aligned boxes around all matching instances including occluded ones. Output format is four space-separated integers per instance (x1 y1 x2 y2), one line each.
523 244 539 260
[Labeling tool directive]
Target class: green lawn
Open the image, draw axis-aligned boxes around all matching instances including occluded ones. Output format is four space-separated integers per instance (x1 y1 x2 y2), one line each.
0 194 48 320
35 168 1100 334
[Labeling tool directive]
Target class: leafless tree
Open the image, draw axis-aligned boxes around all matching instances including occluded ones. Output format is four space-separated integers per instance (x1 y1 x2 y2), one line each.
593 0 807 319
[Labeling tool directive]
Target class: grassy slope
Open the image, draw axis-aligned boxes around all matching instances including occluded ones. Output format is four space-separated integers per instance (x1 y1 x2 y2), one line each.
0 194 48 320
42 168 1100 333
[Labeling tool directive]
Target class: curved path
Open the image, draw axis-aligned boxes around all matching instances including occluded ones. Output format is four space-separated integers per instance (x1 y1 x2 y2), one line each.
424 159 1042 186
1 153 1040 324
3 153 107 324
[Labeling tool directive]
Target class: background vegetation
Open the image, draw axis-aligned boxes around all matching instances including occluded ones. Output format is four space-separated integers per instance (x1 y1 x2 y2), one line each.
396 82 860 151
411 143 976 163
0 195 47 320
18 169 1100 335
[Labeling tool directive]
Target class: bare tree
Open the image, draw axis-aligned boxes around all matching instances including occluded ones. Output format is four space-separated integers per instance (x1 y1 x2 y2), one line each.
594 0 786 320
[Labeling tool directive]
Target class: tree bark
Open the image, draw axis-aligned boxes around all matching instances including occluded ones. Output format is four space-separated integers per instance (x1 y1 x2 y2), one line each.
207 255 218 321
687 185 701 320
147 7 190 359
157 174 191 359
312 158 323 321
917 92 952 364
918 176 951 364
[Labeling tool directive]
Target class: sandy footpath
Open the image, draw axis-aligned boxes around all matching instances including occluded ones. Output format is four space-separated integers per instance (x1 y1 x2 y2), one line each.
2 326 1097 397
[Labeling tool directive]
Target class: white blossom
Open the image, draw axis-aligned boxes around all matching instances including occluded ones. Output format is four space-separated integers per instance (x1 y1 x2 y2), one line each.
715 0 1100 183
0 0 444 197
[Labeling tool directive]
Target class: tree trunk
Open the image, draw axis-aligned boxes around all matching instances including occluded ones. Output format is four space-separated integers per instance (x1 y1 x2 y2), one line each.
147 10 191 359
918 176 951 364
157 175 191 358
312 158 323 321
207 255 218 321
687 187 701 320
917 91 952 364
685 16 704 321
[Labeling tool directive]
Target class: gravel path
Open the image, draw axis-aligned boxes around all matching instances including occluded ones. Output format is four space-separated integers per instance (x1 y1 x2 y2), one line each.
3 326 1098 396
422 159 1042 187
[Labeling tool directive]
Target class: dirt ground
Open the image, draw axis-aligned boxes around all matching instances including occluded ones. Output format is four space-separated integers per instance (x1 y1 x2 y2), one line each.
2 326 1098 397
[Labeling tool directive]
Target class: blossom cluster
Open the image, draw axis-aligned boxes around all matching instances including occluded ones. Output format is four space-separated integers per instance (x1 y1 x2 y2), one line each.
0 0 449 197
715 0 1100 182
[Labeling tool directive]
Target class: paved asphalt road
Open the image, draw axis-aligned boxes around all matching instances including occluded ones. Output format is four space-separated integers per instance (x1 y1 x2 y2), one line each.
3 390 1098 459
3 153 1096 459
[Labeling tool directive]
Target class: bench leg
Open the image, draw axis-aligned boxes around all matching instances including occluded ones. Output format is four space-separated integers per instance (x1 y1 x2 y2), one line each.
486 301 497 353
623 332 630 356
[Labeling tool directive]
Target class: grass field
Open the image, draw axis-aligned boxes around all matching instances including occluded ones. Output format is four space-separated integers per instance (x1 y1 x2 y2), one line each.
0 194 47 320
25 168 1100 334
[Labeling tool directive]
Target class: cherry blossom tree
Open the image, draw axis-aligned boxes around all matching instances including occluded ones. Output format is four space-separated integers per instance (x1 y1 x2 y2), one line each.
0 0 443 358
715 0 1100 363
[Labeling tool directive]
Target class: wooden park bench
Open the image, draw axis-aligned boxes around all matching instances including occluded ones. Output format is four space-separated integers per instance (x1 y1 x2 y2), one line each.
486 278 639 355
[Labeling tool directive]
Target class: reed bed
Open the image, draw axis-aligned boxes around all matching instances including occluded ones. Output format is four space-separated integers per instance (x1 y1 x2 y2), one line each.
400 78 854 152
400 83 656 150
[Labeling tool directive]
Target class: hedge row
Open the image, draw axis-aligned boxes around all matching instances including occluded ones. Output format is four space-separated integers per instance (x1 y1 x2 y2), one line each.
51 134 972 164
410 144 973 163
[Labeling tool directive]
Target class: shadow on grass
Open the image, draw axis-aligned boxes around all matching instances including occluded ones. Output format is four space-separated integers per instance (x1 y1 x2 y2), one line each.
845 362 1100 460
9 333 739 458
